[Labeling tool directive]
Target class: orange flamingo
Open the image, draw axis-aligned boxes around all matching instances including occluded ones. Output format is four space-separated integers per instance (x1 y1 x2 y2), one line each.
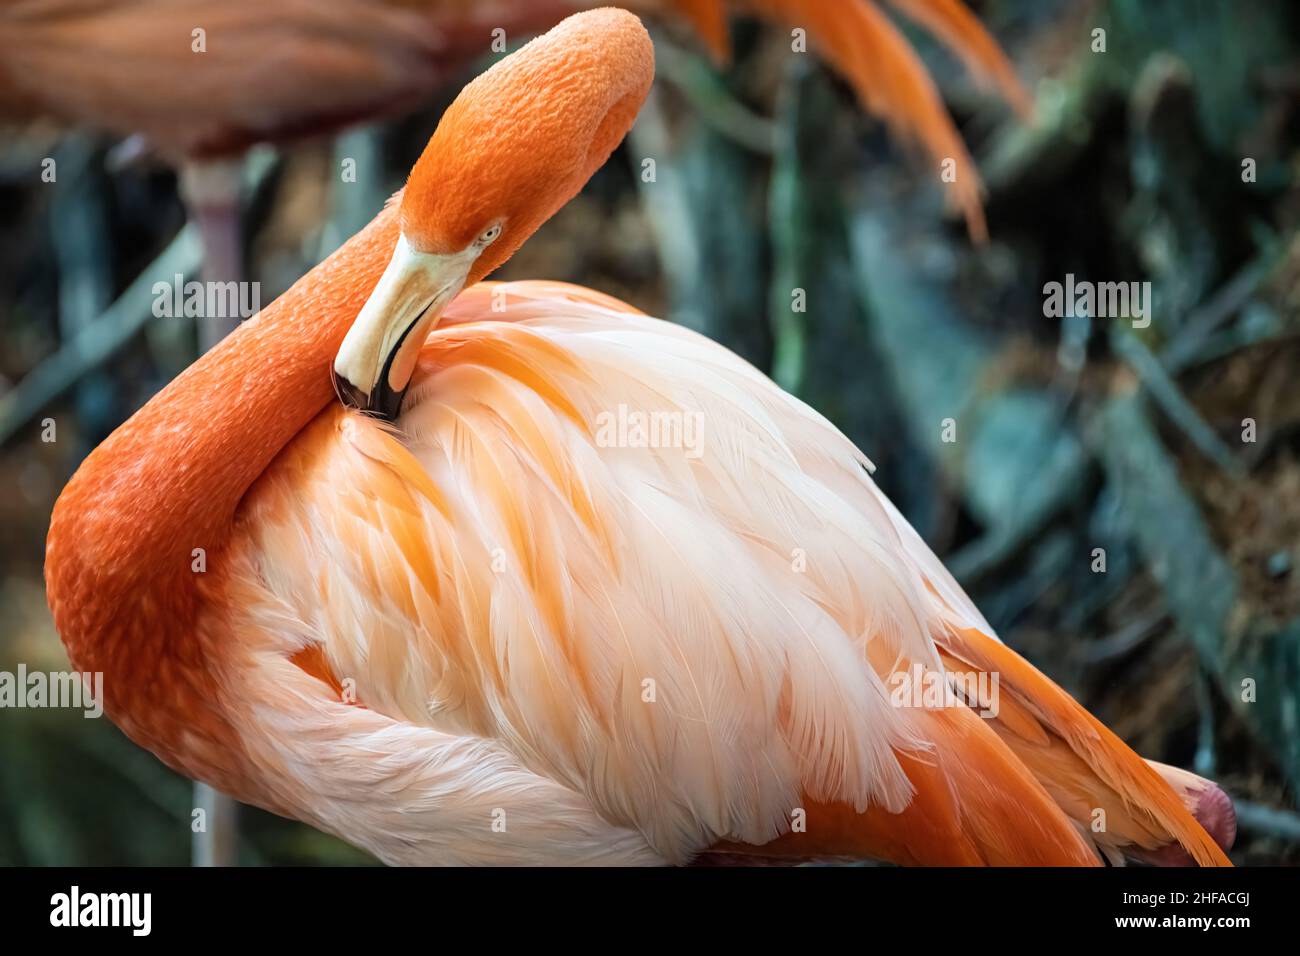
45 9 1233 866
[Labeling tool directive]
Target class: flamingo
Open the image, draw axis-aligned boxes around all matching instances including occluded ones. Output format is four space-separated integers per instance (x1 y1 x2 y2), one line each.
45 9 1235 866
5 0 1030 861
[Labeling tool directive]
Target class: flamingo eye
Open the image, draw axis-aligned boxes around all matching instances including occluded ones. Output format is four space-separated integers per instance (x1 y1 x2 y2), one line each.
476 224 502 246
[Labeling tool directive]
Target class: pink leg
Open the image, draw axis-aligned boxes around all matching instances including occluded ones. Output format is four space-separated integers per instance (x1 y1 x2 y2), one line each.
179 160 246 353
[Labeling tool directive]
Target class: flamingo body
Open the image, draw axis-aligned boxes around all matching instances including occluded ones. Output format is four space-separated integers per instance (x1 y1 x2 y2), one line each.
229 277 955 863
45 9 1233 867
207 275 1230 866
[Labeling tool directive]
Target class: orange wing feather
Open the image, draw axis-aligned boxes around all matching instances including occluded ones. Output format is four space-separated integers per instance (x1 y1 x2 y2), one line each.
717 702 1104 865
935 626 1232 866
710 627 1233 866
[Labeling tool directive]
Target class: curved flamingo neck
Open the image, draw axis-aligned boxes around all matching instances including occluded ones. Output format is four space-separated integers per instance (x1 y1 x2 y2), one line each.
45 203 401 786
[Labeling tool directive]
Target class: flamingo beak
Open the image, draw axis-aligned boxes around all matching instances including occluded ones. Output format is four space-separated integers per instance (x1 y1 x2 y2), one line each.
333 235 475 420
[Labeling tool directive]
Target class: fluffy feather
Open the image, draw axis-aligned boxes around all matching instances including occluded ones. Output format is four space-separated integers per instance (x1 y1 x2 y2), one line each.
220 281 1228 865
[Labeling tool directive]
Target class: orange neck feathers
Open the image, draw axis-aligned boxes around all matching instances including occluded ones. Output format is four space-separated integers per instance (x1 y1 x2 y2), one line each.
44 207 401 787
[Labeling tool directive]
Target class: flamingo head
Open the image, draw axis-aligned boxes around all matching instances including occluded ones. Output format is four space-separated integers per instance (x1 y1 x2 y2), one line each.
333 7 655 419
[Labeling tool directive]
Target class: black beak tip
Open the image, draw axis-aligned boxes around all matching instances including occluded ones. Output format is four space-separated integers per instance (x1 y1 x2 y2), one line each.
332 368 367 411
331 368 405 422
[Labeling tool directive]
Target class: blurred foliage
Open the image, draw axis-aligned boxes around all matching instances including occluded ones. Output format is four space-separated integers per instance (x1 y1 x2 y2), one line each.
2 0 1300 864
